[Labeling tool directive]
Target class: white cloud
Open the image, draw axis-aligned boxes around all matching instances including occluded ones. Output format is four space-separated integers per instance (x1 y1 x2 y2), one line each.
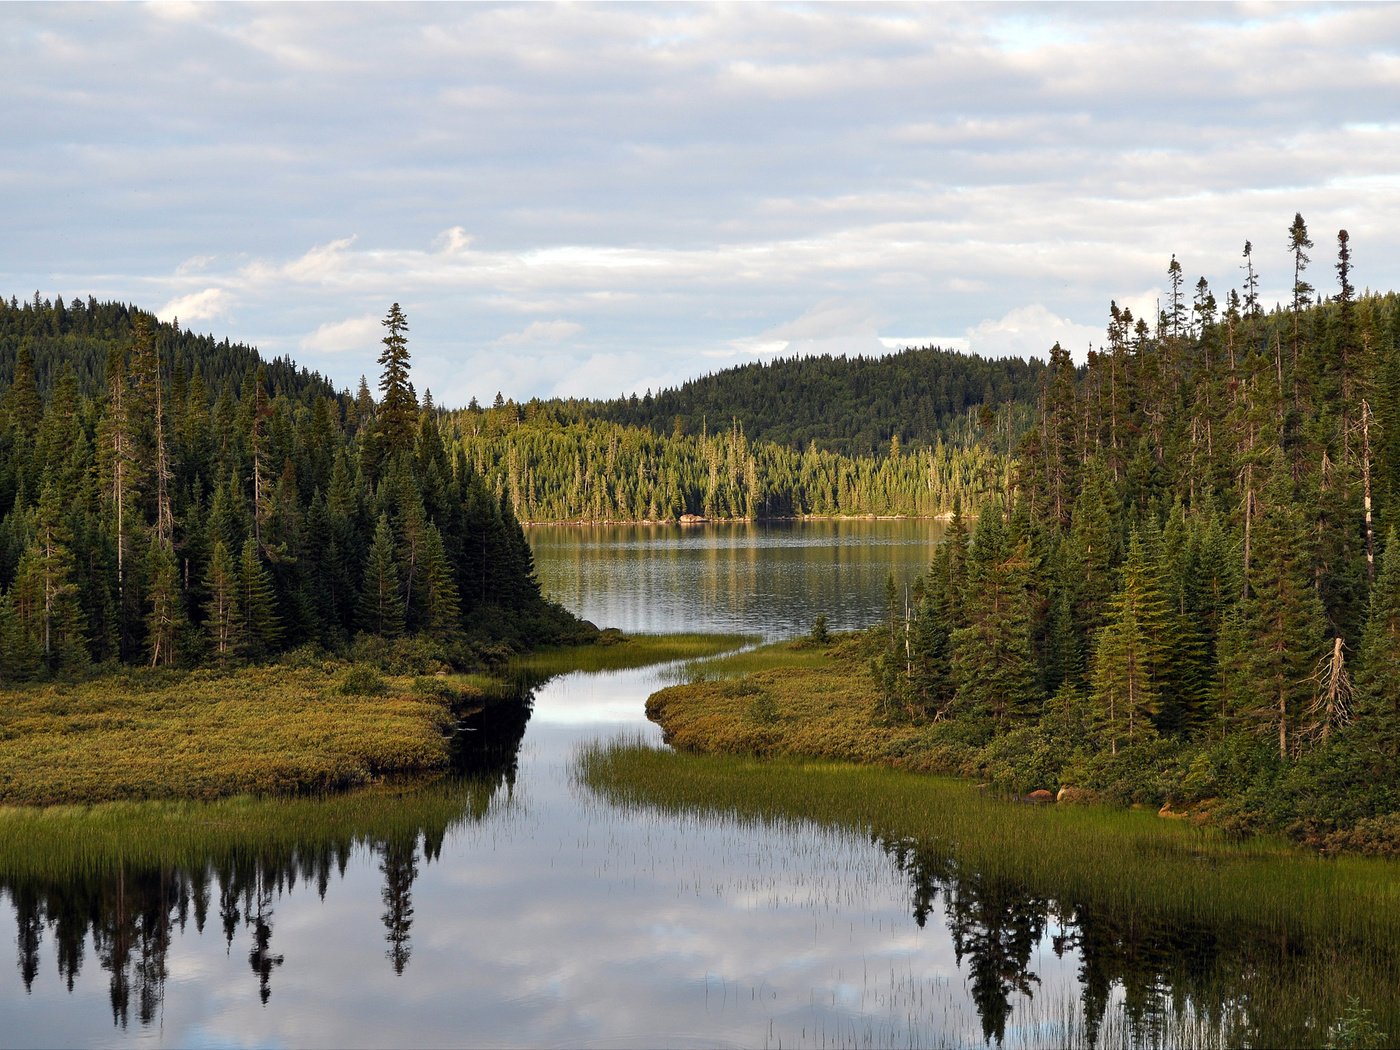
495 320 583 346
965 305 1102 363
732 299 889 359
156 287 233 325
10 3 1400 404
299 313 381 354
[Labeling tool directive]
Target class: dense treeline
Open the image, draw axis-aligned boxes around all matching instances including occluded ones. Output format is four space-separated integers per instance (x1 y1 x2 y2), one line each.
0 293 336 406
0 301 581 683
534 346 1044 456
448 408 1006 522
875 219 1400 848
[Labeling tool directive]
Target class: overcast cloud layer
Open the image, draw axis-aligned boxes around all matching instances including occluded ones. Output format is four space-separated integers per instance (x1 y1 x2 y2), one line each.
5 2 1399 406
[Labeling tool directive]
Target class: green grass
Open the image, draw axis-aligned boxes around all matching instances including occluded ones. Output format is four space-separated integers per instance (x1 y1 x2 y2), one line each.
0 661 484 805
0 776 501 879
578 740 1400 1047
649 633 933 762
511 631 753 677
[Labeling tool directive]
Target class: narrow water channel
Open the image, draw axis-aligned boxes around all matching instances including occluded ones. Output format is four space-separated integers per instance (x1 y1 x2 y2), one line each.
2 521 1354 1048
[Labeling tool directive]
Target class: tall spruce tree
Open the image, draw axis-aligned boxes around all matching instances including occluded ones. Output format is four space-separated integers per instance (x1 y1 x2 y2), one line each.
203 539 242 668
1088 532 1170 753
1230 453 1327 758
377 304 417 457
950 503 1041 727
357 513 406 638
237 537 281 658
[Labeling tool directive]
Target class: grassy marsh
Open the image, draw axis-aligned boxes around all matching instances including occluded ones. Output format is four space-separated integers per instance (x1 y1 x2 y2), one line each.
510 631 753 677
579 740 1400 1046
649 634 935 762
0 662 483 805
0 776 498 880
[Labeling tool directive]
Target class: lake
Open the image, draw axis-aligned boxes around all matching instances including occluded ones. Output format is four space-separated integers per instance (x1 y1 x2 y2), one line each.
0 521 1387 1048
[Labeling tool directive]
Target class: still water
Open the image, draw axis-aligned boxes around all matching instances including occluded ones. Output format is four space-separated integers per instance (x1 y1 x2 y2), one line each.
0 522 1253 1047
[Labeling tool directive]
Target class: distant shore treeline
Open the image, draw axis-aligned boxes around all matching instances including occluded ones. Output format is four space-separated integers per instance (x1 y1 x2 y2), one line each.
449 411 1006 523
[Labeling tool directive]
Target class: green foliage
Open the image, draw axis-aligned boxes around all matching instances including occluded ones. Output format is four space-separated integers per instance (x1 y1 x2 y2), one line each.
338 664 387 696
950 506 1041 725
447 412 1004 523
1326 998 1388 1050
0 297 581 679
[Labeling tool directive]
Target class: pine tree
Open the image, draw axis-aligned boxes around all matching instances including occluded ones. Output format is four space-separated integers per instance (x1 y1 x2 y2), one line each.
418 523 460 633
144 537 186 667
377 304 417 457
237 537 281 658
1231 454 1327 758
26 481 89 672
1062 457 1120 684
1089 532 1170 753
203 539 242 668
950 504 1041 727
357 513 405 638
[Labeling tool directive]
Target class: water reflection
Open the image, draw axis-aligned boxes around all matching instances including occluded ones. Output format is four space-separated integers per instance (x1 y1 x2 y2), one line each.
3 687 532 1031
529 520 949 637
3 523 1392 1048
879 835 1362 1049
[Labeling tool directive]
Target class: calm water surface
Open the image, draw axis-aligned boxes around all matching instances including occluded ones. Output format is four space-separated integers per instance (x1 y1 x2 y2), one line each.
0 522 1198 1047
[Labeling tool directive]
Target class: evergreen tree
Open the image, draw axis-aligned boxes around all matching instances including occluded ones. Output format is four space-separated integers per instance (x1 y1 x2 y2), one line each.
237 537 281 658
203 539 242 668
357 513 405 638
1230 454 1327 758
24 481 89 672
377 304 417 457
144 538 186 667
1355 529 1400 754
417 523 460 633
950 504 1041 726
1089 533 1169 753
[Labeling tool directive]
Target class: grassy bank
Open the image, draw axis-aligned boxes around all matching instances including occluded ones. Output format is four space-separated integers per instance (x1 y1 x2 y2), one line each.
650 633 1400 853
511 631 753 677
0 777 494 879
649 634 933 761
0 660 476 806
0 631 747 807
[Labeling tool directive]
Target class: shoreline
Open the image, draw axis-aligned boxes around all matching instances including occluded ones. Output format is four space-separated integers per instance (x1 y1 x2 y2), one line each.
521 511 958 527
0 633 742 809
642 634 1400 856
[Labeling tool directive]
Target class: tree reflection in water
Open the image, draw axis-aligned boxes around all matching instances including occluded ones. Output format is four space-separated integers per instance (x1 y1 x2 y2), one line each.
3 688 531 1027
882 835 1340 1048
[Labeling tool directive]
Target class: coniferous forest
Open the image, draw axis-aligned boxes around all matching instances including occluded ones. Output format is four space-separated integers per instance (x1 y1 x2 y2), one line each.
866 220 1400 849
1 216 1398 850
0 299 584 683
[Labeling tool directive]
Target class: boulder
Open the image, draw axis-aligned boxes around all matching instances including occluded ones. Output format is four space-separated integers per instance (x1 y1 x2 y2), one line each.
1055 786 1097 805
1025 789 1055 804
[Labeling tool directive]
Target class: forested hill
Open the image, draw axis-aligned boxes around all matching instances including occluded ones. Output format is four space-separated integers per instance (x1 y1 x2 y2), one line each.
0 301 583 683
550 346 1045 456
0 294 337 405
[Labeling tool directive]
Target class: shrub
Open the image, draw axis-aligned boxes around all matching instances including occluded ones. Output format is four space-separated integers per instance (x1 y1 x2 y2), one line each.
338 666 387 696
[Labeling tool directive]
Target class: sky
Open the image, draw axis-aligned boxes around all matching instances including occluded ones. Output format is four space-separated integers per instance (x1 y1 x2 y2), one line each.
4 2 1400 409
